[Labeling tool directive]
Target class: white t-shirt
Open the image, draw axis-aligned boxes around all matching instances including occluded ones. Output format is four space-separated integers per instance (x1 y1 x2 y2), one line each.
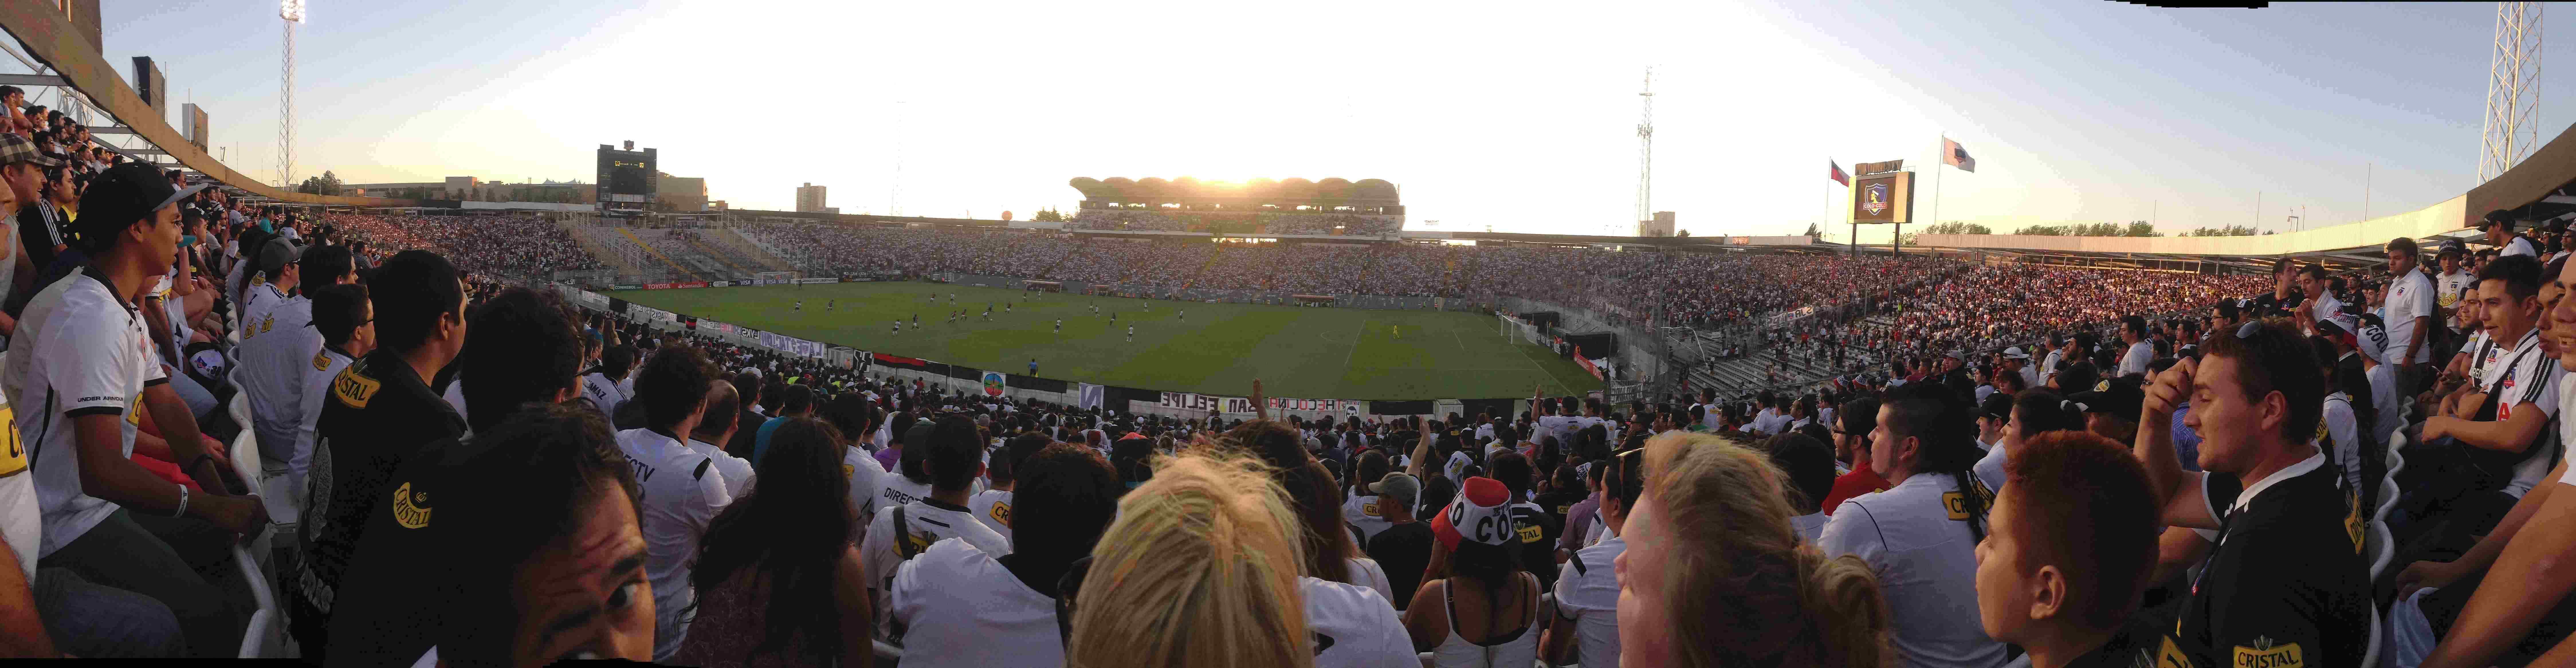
1299 576 1414 668
0 387 33 582
2309 293 2347 325
1344 492 1393 544
4 268 166 558
969 488 1013 544
1552 531 1625 668
686 438 755 499
580 372 624 419
1345 557 1395 606
889 538 1062 668
2385 268 2437 364
1972 444 2008 497
2479 331 2563 498
2465 330 2500 388
879 474 933 514
2503 235 2540 258
2437 270 2474 320
859 498 1012 640
2120 340 2155 378
237 294 318 469
2364 362 2404 449
1815 474 2009 668
613 428 733 661
2321 394 2363 496
1444 451 1471 485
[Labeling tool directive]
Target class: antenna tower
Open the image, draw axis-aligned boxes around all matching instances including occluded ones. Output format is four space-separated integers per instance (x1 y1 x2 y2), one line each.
2481 1 2541 183
1634 67 1654 234
279 0 304 189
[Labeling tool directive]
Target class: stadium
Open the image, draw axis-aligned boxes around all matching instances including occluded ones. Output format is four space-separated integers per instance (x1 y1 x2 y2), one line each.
9 1 2576 667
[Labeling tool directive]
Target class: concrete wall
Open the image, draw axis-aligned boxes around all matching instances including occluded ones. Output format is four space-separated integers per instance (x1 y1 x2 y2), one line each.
1914 195 2469 256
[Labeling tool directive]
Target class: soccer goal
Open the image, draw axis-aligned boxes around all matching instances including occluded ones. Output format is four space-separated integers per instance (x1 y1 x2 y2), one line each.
755 271 798 284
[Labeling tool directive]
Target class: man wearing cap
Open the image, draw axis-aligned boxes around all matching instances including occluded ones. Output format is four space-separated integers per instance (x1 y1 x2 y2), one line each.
2002 347 2039 393
0 133 61 302
2489 210 2540 259
2438 239 2475 337
2069 376 2146 448
2389 237 2441 395
1362 472 1432 611
235 243 354 514
3 162 260 657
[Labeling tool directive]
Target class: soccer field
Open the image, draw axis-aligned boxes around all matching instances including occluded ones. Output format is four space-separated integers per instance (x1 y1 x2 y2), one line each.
615 281 1602 400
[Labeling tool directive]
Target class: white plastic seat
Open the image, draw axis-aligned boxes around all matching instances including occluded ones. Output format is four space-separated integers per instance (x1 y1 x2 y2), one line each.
233 543 281 658
873 639 904 662
2361 603 2383 668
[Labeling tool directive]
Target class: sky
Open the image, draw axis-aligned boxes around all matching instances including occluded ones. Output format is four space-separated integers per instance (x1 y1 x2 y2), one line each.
58 1 2576 241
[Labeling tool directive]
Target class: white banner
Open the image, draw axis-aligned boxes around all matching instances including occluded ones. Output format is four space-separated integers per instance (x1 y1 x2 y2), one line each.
1160 392 1255 413
795 277 840 284
712 280 733 287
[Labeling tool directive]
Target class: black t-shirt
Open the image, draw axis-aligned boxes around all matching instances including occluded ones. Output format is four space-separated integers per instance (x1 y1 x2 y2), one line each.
2162 462 2370 668
1509 502 1564 590
2246 290 2304 320
1364 520 1434 611
323 432 477 664
300 350 467 614
1533 490 1585 524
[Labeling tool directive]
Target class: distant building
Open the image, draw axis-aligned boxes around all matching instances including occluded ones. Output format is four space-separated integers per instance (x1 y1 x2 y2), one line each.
796 183 828 213
657 171 708 212
1639 211 1676 237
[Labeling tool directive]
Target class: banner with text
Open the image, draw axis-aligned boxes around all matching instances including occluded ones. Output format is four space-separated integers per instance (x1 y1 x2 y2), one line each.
1160 392 1256 414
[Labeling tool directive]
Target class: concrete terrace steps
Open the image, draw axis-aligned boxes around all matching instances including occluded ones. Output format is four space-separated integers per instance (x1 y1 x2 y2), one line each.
709 228 796 272
617 227 702 281
559 221 649 277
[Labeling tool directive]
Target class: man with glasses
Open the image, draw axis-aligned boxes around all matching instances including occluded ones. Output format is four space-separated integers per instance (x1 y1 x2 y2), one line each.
1819 396 1887 516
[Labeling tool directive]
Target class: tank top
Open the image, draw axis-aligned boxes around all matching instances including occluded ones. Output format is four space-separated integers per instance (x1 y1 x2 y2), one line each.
1431 574 1540 668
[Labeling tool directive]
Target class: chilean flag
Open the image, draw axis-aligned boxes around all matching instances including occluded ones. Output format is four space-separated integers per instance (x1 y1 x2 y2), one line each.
1829 160 1850 186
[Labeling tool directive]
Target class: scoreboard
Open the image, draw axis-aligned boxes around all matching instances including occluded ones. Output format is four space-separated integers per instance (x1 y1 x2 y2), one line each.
596 143 657 214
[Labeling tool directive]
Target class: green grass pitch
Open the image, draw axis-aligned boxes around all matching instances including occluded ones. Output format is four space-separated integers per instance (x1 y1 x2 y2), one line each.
616 281 1603 400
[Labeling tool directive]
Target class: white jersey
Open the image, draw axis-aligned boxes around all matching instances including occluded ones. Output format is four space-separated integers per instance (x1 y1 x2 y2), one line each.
686 438 755 499
968 488 1013 544
846 445 886 532
1815 474 2009 668
2385 268 2437 364
0 387 32 582
2120 340 2155 378
294 348 357 510
889 538 1063 668
861 498 1011 639
1552 531 1625 668
580 372 625 418
1301 576 1414 668
237 294 319 474
1346 557 1395 605
613 428 732 661
2504 235 2540 258
879 474 933 513
2481 330 2564 498
3 268 167 558
1344 492 1393 544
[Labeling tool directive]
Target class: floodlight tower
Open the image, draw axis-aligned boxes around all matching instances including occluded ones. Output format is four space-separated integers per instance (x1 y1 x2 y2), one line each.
2481 1 2541 183
279 0 303 189
1634 67 1654 235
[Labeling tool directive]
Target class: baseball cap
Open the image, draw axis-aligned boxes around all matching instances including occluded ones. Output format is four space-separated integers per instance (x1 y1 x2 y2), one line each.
2067 376 2146 419
1369 472 1420 510
1430 476 1516 551
0 133 60 168
2002 346 2030 360
250 237 301 281
2439 238 2469 257
2316 314 2390 363
72 163 207 254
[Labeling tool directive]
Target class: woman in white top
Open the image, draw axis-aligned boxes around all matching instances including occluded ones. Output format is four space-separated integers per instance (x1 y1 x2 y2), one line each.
1403 476 1540 668
891 443 1122 668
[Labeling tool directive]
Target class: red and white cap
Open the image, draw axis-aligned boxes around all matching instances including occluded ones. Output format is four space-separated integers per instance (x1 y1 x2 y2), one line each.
1432 476 1517 550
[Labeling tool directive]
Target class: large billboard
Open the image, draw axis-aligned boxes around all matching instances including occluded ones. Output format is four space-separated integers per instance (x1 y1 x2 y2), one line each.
1850 171 1916 224
596 143 657 212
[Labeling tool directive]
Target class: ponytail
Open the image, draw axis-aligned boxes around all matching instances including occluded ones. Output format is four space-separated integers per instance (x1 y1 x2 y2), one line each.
1797 549 1891 668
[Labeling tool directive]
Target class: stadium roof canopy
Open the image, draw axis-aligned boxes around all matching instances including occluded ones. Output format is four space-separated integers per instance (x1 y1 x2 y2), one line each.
0 4 418 207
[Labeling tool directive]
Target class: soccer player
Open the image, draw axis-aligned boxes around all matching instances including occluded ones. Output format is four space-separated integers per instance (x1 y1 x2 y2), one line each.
892 320 900 335
1055 319 1063 334
794 300 802 313
1180 309 1187 322
912 313 919 326
1128 324 1134 342
827 298 835 312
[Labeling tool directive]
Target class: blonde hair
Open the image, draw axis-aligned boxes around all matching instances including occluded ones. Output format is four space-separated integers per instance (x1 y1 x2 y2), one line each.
1067 448 1314 668
1642 431 1891 668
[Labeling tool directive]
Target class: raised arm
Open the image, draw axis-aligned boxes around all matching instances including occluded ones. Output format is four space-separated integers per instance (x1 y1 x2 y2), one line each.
2134 357 2219 531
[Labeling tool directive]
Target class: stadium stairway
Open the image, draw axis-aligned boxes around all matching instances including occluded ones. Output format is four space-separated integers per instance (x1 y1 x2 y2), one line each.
559 221 651 277
680 236 752 275
707 228 796 272
617 227 703 281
